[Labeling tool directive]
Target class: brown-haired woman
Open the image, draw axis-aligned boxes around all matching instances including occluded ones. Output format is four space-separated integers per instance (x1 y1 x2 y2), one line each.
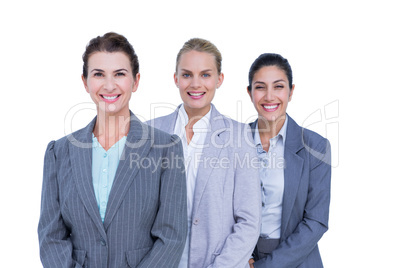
247 53 331 268
38 32 187 268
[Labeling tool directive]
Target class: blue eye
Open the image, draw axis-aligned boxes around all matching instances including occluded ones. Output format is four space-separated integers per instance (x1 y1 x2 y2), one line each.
183 73 190 78
94 72 103 77
116 72 125 76
202 73 210 78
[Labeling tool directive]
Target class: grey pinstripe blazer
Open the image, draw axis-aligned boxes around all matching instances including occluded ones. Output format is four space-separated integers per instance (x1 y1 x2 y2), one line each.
147 104 261 268
38 112 187 268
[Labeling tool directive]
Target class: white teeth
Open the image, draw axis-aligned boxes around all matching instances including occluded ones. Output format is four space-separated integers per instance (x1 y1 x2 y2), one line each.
189 92 204 96
103 95 118 100
263 104 278 109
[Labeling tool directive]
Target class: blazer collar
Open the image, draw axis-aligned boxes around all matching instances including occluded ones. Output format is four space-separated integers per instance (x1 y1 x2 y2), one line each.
68 111 152 234
68 111 149 147
192 104 227 216
249 115 305 239
162 104 228 216
284 115 304 154
158 103 226 136
68 116 104 237
249 115 303 153
104 112 152 230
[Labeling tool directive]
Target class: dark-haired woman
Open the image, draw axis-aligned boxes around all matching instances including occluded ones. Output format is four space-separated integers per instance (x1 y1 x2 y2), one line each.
247 53 331 268
38 32 187 268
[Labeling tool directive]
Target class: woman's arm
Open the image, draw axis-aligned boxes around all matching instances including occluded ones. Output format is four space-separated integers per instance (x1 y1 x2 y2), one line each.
137 135 187 268
254 139 331 268
38 141 77 268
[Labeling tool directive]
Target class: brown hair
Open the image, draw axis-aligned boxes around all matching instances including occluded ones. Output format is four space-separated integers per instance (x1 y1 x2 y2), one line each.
82 32 139 79
247 53 293 92
176 38 222 74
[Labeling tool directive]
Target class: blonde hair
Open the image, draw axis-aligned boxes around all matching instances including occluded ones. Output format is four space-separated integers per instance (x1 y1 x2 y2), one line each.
175 38 222 74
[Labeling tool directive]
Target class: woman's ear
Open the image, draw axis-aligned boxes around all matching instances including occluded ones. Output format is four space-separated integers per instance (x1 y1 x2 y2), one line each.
217 73 224 88
132 73 140 93
82 75 89 93
289 84 295 101
247 86 253 101
174 73 179 88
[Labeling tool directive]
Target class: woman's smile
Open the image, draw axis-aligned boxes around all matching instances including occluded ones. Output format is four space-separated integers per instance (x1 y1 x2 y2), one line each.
187 91 206 99
261 103 280 112
100 94 121 103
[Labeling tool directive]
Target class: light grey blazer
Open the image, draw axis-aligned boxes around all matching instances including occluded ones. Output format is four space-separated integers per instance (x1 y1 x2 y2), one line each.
38 112 187 268
147 104 261 268
251 115 331 268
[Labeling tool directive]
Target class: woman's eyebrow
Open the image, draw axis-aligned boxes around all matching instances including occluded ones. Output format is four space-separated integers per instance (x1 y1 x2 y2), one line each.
91 68 104 73
114 68 128 72
253 81 265 85
180 68 192 73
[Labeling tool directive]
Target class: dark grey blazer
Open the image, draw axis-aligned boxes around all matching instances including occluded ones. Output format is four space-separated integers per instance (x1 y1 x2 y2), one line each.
38 112 187 268
251 115 331 268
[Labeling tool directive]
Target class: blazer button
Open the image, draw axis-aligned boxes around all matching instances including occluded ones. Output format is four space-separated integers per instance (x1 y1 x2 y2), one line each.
100 239 106 246
193 219 199 225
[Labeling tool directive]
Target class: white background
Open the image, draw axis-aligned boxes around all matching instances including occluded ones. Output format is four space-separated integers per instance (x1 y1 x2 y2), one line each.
1 0 401 267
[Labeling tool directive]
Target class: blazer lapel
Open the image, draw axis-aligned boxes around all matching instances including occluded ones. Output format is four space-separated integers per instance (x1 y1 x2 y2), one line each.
249 119 258 140
280 116 304 238
192 105 227 217
68 117 106 238
250 116 305 240
103 112 152 230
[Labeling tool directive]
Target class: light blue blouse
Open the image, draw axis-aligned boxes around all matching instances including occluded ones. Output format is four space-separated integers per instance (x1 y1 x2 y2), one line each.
92 134 127 222
254 116 288 238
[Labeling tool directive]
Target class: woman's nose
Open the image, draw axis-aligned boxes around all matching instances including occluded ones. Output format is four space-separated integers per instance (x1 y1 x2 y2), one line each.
104 76 116 91
190 76 201 88
264 88 274 101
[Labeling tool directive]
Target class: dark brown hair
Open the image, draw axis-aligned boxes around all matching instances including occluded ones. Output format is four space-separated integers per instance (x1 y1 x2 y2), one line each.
247 53 293 91
82 32 139 79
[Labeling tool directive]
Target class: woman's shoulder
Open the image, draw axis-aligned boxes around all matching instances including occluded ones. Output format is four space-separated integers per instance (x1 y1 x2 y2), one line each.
44 136 69 160
146 114 169 129
301 127 328 145
223 116 251 134
288 116 328 142
211 106 249 130
45 123 92 155
139 120 181 150
287 116 330 161
213 114 254 150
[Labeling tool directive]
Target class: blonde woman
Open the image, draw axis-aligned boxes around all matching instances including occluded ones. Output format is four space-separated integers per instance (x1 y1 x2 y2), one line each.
148 38 261 268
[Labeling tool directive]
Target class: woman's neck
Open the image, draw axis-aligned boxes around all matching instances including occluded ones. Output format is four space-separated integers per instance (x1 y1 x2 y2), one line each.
257 116 285 150
93 109 130 150
183 104 211 129
182 104 211 144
